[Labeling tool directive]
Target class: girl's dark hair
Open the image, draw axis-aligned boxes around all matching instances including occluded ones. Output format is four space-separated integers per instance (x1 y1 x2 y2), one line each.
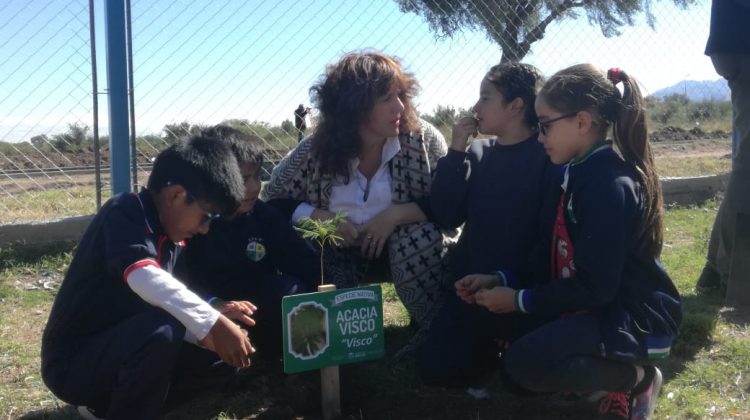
539 63 664 257
485 62 545 127
310 51 420 180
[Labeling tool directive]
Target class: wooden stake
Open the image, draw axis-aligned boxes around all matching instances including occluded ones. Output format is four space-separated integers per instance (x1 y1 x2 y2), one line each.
318 284 341 419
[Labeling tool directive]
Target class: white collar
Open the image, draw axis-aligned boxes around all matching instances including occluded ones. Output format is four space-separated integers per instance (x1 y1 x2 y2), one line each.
349 136 401 171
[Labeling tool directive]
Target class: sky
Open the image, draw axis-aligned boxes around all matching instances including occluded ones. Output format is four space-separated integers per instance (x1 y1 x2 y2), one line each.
0 0 718 143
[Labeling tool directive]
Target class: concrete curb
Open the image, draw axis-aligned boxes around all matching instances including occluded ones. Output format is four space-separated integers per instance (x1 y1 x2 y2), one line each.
662 173 728 206
0 215 94 246
0 174 729 246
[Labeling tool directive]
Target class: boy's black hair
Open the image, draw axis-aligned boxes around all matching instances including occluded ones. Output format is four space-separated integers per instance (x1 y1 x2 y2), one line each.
201 125 264 167
147 133 245 216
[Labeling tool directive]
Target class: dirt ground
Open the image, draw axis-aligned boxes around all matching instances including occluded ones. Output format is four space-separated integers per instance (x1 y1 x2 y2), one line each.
649 126 728 143
652 137 731 159
159 344 600 420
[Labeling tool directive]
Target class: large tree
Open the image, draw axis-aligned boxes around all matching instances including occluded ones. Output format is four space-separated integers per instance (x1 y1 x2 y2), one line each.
397 0 696 62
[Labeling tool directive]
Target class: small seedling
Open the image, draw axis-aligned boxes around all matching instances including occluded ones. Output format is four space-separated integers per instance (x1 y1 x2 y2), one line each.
294 213 346 286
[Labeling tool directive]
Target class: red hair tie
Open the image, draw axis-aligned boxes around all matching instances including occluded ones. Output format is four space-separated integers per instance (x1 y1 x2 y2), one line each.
607 68 622 85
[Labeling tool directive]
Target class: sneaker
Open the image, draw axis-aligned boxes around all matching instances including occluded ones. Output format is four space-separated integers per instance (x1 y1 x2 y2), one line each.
76 406 105 420
630 366 663 420
597 392 630 419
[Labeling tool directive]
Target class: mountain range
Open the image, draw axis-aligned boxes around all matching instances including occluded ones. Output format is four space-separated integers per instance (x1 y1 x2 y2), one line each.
650 79 730 101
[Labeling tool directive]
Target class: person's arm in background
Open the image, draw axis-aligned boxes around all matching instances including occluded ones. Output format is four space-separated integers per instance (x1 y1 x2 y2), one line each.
429 117 477 229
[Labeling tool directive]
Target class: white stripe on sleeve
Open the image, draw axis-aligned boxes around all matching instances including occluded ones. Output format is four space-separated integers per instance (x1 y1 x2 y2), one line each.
127 265 219 341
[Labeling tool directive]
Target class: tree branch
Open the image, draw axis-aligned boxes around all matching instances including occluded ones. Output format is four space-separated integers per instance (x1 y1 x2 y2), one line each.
519 0 589 55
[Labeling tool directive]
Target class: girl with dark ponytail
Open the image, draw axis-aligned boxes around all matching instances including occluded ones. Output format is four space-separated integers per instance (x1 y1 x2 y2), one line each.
450 64 682 420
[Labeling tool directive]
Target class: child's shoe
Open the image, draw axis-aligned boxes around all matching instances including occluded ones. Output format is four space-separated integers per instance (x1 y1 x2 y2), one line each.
597 391 630 419
630 366 663 420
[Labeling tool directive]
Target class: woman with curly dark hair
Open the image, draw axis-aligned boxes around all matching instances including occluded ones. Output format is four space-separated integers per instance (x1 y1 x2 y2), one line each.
262 51 450 335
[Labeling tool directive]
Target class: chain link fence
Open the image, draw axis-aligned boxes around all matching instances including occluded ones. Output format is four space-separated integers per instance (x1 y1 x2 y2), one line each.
0 0 101 224
0 0 728 225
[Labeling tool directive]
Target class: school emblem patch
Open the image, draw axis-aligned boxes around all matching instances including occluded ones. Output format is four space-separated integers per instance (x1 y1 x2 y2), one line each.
246 238 266 262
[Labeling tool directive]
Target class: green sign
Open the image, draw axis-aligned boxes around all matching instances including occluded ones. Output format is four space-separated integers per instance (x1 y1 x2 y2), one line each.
282 285 384 374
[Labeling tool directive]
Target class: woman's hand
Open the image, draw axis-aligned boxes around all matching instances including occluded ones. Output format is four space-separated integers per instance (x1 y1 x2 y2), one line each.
455 274 500 304
359 203 427 259
359 206 399 259
474 286 516 314
450 116 479 152
311 209 360 247
335 220 360 247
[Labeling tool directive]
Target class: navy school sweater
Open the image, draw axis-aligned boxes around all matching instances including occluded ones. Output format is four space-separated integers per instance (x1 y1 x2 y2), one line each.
430 134 560 282
179 200 320 300
42 190 182 351
512 144 682 360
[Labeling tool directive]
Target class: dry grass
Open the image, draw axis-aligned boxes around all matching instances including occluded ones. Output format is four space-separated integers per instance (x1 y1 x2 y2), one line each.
0 187 107 225
653 138 732 177
0 298 62 419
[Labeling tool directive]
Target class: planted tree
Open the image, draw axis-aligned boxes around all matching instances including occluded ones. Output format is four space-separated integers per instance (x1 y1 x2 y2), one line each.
294 213 346 286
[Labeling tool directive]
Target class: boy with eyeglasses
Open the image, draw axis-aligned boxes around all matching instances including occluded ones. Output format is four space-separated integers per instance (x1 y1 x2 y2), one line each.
42 132 255 419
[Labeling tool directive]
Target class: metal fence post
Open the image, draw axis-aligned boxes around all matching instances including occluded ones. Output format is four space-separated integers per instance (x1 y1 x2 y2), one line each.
88 0 102 210
104 0 131 194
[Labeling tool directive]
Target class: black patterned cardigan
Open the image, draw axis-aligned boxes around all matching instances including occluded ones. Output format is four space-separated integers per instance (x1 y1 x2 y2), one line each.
261 121 451 329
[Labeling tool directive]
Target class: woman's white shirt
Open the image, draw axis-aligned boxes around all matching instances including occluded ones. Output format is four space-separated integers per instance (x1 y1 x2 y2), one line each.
292 136 400 225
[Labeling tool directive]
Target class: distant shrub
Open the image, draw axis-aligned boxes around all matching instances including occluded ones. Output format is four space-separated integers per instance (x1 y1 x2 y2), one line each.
645 95 731 132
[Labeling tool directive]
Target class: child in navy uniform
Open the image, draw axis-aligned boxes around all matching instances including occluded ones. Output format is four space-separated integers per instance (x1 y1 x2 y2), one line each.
418 62 558 389
180 126 320 359
41 134 255 420
455 65 682 420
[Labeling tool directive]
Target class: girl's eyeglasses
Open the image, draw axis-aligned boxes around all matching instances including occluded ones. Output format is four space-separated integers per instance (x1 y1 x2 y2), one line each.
537 111 578 135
